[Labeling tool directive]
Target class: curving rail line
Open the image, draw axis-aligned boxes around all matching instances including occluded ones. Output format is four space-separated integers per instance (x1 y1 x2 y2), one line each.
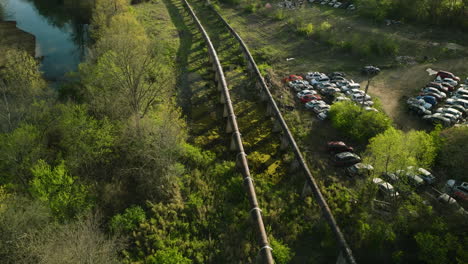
180 0 275 263
197 2 357 264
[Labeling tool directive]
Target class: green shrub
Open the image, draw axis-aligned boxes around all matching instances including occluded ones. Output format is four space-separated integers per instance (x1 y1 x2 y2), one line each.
329 101 393 143
274 9 285 20
297 23 314 37
110 206 146 234
244 3 257 13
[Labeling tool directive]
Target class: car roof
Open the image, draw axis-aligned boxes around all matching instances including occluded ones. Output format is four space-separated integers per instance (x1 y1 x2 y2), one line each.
336 152 357 158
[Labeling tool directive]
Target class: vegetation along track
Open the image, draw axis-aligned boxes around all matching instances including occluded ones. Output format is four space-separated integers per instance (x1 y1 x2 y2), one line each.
179 0 357 263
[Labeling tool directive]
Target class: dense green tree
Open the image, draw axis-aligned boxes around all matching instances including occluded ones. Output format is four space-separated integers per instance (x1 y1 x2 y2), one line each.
328 101 392 143
0 49 47 132
52 103 116 175
0 124 45 188
363 127 438 176
109 206 146 234
81 12 172 120
30 160 91 220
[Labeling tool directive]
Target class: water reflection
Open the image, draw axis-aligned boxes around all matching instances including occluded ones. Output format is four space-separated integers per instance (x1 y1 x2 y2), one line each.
2 0 92 79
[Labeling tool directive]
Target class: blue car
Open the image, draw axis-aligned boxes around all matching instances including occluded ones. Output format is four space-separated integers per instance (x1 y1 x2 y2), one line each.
417 95 437 106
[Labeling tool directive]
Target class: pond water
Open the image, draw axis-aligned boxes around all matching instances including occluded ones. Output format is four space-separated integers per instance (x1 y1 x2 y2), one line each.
2 0 92 80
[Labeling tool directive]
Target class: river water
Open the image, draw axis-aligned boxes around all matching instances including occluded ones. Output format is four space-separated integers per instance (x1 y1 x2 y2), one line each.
1 0 92 80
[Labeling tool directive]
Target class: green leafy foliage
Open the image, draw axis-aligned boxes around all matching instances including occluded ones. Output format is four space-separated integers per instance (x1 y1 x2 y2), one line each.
329 101 393 143
0 49 47 132
269 237 293 264
30 160 91 220
110 206 146 234
437 126 468 182
363 127 438 175
0 124 45 188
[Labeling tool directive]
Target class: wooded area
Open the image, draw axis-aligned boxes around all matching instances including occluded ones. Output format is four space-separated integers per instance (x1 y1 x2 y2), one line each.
0 0 467 263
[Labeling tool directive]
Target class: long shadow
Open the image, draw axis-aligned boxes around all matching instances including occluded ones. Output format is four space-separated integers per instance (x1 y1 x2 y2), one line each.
162 0 195 117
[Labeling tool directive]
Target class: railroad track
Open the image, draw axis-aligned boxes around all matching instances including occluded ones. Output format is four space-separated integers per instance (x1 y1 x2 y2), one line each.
180 0 356 263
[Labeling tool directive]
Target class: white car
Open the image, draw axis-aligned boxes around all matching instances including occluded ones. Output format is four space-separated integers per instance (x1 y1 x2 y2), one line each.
351 93 372 102
454 88 468 97
437 78 458 87
317 111 328 120
446 98 468 108
305 100 326 109
312 104 331 114
305 72 324 81
333 2 342 8
289 80 311 91
422 87 446 98
340 82 360 92
311 76 330 85
345 88 365 96
435 107 462 119
373 178 399 198
297 90 317 98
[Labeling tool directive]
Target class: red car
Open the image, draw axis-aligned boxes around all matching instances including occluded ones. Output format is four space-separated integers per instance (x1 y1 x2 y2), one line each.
436 71 460 82
327 141 354 153
283 74 303 83
440 82 456 92
301 94 322 103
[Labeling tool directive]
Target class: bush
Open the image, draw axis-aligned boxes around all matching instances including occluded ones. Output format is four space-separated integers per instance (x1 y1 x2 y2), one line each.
274 9 285 20
329 101 393 143
110 206 146 234
244 3 257 13
296 23 314 37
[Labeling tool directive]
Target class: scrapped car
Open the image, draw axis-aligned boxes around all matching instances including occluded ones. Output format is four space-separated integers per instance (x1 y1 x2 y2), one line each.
446 180 468 201
301 94 322 103
422 114 453 127
415 96 437 106
422 87 446 98
373 178 399 198
283 74 303 83
317 111 328 120
297 90 317 98
407 167 435 185
311 76 331 85
312 104 331 114
347 163 374 177
289 80 311 91
436 71 460 82
362 66 380 75
435 108 462 120
449 104 467 116
333 152 361 167
446 98 468 109
305 72 325 81
409 104 431 116
327 141 353 153
305 100 326 109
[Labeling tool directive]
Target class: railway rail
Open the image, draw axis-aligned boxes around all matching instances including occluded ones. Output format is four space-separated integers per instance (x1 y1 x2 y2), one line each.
181 0 356 263
181 0 274 262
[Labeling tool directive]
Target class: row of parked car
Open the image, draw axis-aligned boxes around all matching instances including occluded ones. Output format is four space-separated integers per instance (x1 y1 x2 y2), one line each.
327 140 468 212
407 71 468 127
309 0 356 10
286 70 378 120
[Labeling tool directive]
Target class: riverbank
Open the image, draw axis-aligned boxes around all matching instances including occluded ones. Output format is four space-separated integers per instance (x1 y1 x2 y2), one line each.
0 21 36 66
